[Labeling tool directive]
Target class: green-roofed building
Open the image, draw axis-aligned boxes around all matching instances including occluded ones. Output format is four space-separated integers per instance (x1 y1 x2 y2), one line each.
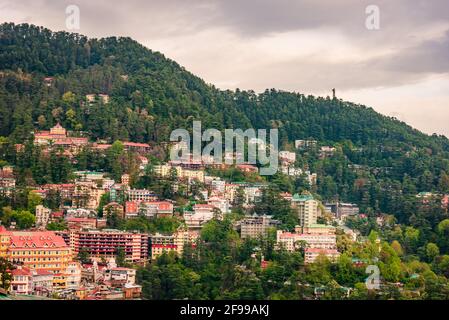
291 194 319 227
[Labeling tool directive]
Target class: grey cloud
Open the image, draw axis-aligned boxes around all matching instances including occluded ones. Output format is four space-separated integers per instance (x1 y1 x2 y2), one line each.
210 0 449 36
377 30 449 74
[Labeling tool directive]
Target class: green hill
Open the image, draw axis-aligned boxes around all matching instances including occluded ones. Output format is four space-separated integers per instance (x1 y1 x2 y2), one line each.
2 22 449 224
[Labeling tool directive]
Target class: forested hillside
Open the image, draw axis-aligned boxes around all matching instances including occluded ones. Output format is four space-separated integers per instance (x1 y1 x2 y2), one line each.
2 22 449 226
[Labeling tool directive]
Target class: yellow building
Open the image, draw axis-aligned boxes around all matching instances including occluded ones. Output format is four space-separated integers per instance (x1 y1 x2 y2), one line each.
0 226 10 258
0 228 72 274
154 165 204 182
150 229 198 260
53 273 67 291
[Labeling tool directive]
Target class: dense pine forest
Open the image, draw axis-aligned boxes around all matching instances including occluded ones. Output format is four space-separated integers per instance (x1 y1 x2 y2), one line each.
2 23 449 299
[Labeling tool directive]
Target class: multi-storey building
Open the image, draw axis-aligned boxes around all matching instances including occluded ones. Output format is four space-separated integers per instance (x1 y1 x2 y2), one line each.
0 226 10 259
73 181 105 209
154 164 205 182
207 196 230 214
0 228 72 274
86 93 110 105
150 229 197 260
240 215 280 239
140 201 174 218
324 202 360 219
9 267 55 296
150 233 176 259
0 166 15 196
74 171 106 182
10 267 34 295
124 201 173 219
65 229 149 263
65 261 82 290
295 139 317 149
35 205 51 228
103 202 125 219
32 269 54 296
302 224 336 235
276 229 337 252
66 217 98 231
292 194 319 227
0 177 15 196
224 182 266 204
123 142 151 154
121 174 130 186
34 123 88 152
38 183 75 202
126 189 158 202
304 248 340 264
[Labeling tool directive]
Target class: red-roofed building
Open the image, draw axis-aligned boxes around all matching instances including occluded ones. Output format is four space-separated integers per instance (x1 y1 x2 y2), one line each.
139 201 174 219
123 142 151 153
66 217 97 230
32 269 54 296
92 143 112 151
10 267 33 295
125 201 139 218
33 124 88 153
304 248 340 264
67 229 149 263
125 201 173 219
51 211 64 220
0 229 72 273
193 204 215 215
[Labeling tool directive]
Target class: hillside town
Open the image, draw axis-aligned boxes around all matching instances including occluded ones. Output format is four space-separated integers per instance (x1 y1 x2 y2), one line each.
0 121 374 300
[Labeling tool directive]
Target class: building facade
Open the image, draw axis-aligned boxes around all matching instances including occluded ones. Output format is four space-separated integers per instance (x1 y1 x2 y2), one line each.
65 229 149 263
0 228 72 274
292 194 319 227
240 215 280 239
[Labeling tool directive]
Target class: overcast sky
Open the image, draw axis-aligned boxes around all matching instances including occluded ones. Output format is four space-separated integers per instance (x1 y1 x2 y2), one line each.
1 0 449 136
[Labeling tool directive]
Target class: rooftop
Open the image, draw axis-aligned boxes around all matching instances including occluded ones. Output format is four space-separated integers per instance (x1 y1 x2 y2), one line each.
292 194 314 201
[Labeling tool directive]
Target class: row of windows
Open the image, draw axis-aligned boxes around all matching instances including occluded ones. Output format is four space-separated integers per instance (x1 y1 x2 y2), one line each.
11 250 68 255
14 257 63 262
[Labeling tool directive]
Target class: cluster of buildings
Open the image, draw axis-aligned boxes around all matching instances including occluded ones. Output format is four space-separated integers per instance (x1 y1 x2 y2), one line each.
0 127 374 299
31 123 151 157
276 224 340 264
231 193 342 264
0 226 142 299
278 151 317 185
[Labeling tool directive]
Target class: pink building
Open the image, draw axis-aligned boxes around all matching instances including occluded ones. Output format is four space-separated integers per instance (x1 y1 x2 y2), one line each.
304 248 340 264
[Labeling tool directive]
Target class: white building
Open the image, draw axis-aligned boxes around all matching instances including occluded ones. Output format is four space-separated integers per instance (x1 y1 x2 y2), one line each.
104 267 136 285
208 196 230 214
276 229 337 252
35 205 51 228
279 151 296 164
126 189 158 202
